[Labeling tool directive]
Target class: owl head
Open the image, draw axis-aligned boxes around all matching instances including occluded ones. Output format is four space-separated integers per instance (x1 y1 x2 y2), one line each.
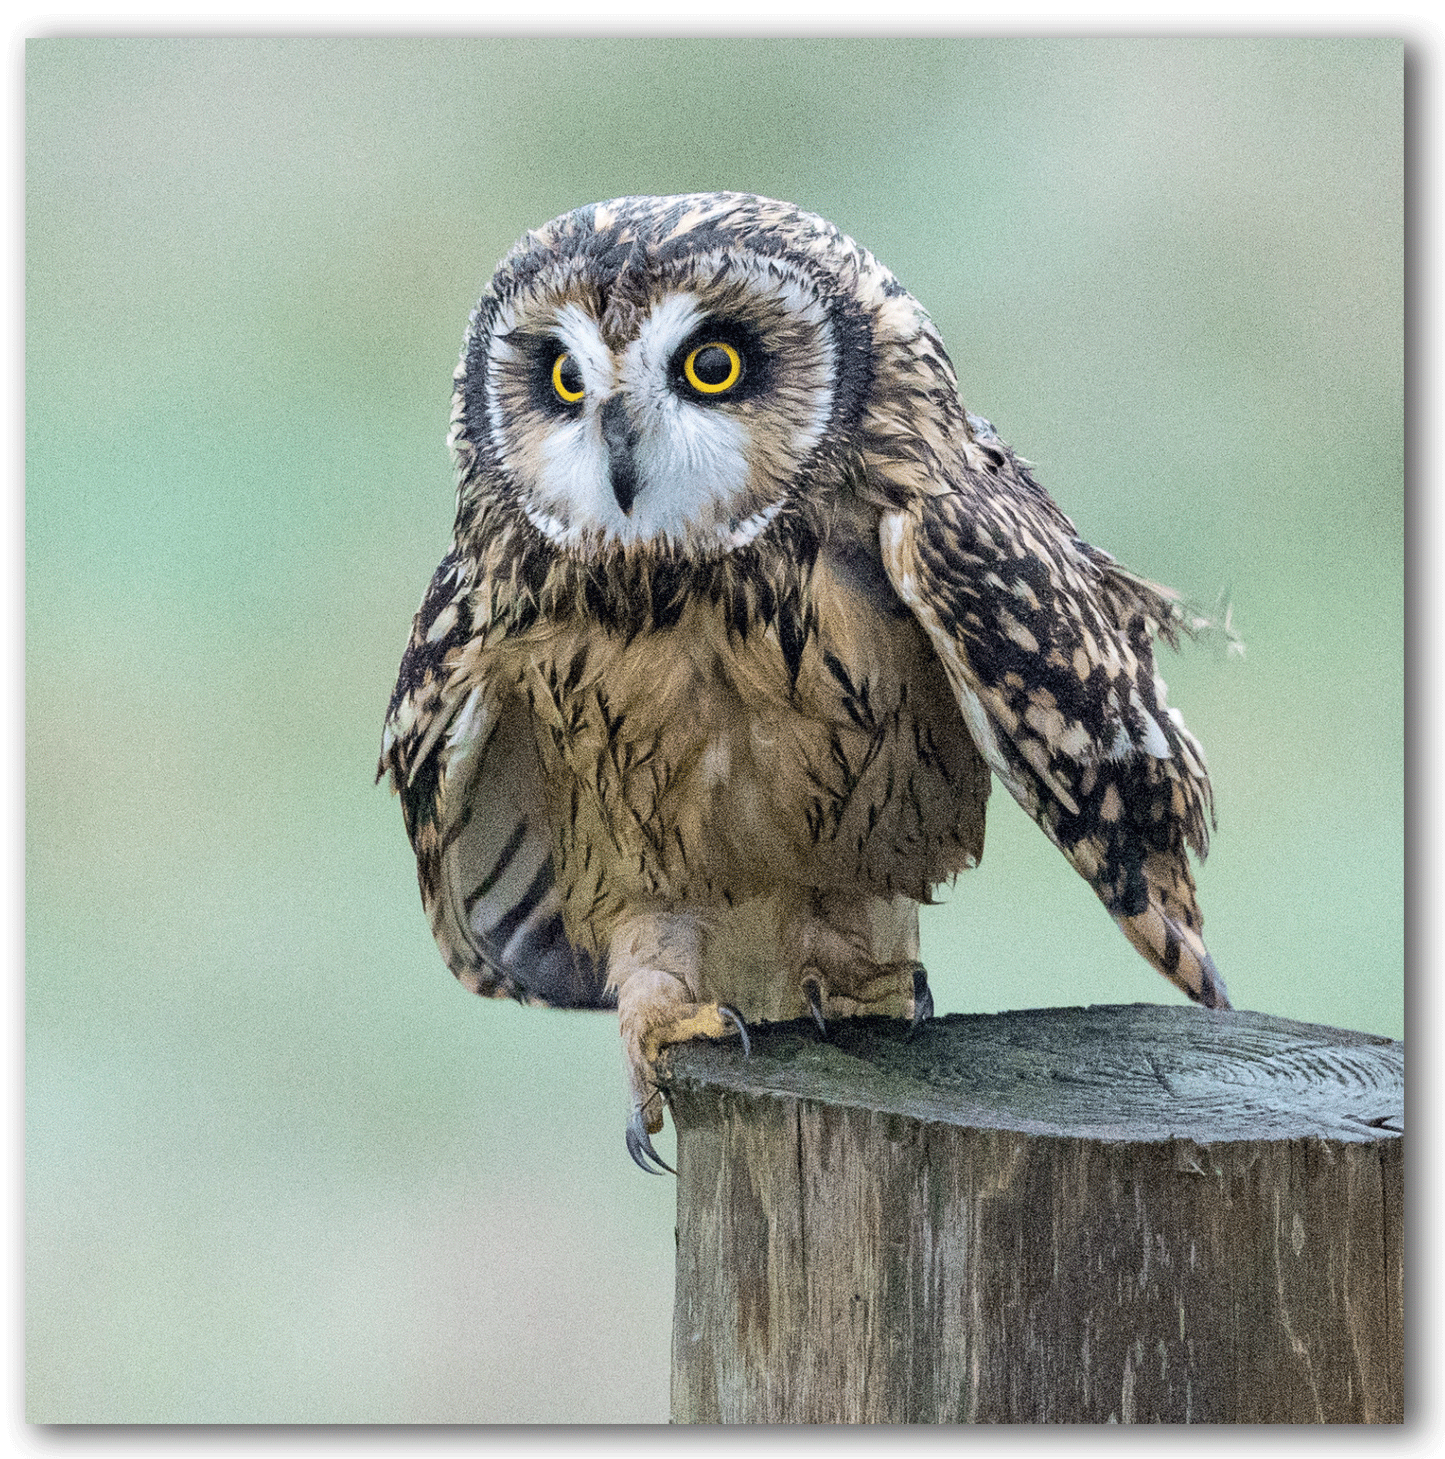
449 193 958 559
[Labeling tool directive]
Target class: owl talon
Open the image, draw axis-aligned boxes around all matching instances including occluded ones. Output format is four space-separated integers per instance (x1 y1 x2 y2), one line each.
625 1107 675 1175
802 976 829 1037
907 963 934 1039
718 1004 752 1057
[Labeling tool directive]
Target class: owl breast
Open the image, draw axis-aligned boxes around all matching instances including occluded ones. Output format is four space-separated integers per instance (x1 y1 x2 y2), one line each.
495 536 990 977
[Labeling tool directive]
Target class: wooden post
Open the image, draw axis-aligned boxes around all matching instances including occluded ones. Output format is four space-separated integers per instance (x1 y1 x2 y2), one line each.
660 1004 1403 1424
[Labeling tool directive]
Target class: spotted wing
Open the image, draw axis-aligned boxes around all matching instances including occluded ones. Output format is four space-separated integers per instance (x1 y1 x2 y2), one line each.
878 445 1229 1010
378 549 612 1010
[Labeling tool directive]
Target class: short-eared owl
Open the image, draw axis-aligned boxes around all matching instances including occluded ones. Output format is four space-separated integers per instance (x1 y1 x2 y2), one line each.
379 193 1228 1172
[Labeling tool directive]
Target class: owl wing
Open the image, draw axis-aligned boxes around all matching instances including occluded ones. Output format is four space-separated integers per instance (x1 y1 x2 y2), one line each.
877 438 1229 1010
377 548 612 1010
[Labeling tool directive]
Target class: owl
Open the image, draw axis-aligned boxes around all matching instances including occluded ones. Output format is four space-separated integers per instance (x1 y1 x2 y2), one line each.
378 193 1228 1173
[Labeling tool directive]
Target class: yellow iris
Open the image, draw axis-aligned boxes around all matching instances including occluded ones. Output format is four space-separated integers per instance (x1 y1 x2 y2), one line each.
683 341 742 395
551 352 585 403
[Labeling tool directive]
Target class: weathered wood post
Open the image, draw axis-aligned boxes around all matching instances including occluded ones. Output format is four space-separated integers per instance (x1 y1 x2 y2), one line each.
660 1004 1403 1424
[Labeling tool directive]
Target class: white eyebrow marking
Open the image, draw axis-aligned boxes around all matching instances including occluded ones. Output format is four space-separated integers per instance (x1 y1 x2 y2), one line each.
549 303 615 395
631 294 706 380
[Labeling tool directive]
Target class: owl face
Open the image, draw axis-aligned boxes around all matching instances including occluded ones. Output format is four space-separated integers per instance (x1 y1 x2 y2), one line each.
455 195 876 556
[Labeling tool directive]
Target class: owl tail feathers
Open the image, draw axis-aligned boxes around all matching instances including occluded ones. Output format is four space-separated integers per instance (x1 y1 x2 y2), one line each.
1115 903 1232 1011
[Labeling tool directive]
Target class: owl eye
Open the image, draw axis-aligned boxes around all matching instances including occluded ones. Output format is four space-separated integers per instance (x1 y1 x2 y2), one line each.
551 352 585 403
682 341 743 395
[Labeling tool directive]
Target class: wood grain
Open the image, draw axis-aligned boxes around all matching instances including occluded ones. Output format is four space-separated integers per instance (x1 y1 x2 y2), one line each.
662 1004 1403 1424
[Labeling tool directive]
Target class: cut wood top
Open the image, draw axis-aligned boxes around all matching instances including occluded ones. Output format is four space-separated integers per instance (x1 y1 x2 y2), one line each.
659 1004 1403 1146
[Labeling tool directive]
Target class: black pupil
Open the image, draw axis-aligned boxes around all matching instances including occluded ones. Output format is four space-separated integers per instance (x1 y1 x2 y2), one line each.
692 345 734 386
557 354 583 396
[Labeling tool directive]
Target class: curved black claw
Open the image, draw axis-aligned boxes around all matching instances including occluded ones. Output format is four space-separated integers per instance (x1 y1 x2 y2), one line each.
906 963 934 1040
718 1004 752 1058
802 976 828 1037
625 1108 675 1176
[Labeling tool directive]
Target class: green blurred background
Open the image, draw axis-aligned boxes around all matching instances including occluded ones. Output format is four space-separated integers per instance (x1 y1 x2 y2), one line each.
26 39 1402 1423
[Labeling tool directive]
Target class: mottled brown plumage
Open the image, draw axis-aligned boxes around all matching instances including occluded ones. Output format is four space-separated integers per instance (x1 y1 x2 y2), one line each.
378 193 1228 1169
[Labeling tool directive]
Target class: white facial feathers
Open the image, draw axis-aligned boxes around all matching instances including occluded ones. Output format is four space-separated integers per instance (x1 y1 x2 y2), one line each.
620 294 752 544
482 258 838 554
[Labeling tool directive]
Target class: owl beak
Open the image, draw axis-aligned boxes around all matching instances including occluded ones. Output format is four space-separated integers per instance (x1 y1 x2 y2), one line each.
599 394 640 515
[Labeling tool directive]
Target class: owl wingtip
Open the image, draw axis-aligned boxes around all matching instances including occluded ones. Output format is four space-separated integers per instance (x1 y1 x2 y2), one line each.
1195 948 1232 1011
1117 905 1230 1012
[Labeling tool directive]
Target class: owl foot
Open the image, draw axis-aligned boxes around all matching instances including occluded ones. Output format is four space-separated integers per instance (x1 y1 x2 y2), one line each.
622 1004 751 1173
614 951 751 1172
797 957 924 1030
